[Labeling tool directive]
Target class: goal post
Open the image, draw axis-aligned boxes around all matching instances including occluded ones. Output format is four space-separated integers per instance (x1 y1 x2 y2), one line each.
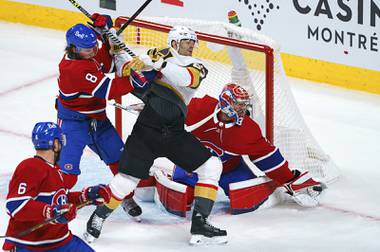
113 16 339 184
114 17 274 142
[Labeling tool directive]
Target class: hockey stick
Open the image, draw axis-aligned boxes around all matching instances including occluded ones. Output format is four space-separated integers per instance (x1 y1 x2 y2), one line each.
67 0 137 57
110 101 220 132
185 108 220 132
116 0 153 36
109 101 144 115
0 201 91 239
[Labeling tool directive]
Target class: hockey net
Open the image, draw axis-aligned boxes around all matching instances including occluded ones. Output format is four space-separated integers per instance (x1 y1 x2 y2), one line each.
113 16 339 184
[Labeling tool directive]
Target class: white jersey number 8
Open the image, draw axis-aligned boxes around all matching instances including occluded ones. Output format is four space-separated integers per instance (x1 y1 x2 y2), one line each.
85 73 98 83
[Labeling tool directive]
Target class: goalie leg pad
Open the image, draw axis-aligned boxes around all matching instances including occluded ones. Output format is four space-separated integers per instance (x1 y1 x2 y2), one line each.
229 177 277 214
135 176 156 202
219 160 257 196
154 170 193 217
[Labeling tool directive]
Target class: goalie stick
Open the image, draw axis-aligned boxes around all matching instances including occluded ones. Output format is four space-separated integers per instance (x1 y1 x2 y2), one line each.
67 0 152 57
0 201 91 239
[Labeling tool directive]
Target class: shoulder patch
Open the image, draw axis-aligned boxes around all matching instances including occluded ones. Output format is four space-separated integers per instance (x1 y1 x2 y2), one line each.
186 63 208 89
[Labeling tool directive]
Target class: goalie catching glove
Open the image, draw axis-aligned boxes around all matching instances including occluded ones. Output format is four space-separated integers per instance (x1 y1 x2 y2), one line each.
284 170 327 207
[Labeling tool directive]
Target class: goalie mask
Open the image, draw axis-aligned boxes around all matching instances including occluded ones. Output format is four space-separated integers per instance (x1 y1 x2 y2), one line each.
168 26 198 50
218 83 251 126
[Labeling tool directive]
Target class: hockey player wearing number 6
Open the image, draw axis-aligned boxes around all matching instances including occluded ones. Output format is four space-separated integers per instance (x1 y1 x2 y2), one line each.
85 26 228 245
56 14 148 221
2 122 111 251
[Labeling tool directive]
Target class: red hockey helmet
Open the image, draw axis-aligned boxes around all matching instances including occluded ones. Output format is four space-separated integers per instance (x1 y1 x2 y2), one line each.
218 83 250 125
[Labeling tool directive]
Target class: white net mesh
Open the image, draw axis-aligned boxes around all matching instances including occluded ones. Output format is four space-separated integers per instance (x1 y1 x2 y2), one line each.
116 16 339 184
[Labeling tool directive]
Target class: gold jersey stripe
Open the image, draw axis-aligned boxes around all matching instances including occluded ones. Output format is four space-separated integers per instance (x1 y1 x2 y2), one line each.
186 66 202 89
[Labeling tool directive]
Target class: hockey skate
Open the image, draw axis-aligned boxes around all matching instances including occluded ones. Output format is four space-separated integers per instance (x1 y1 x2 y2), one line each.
122 197 142 222
284 170 327 207
189 211 227 245
83 205 113 243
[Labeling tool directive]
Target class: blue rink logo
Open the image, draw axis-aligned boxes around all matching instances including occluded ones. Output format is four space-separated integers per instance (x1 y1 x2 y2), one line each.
237 0 280 31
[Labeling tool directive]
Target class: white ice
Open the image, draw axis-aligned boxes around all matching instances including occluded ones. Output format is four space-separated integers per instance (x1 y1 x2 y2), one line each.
0 22 379 252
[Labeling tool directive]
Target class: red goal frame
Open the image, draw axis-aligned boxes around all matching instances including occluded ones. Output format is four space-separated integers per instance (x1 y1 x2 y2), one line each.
114 17 274 143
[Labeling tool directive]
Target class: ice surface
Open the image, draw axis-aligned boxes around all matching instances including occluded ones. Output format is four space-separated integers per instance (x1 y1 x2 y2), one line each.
0 22 379 252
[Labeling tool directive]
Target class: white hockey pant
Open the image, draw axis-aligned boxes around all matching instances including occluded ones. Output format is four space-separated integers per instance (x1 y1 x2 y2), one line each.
194 156 222 188
109 173 140 200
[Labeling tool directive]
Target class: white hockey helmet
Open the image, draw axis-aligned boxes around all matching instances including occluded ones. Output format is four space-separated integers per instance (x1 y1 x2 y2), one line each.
167 26 198 49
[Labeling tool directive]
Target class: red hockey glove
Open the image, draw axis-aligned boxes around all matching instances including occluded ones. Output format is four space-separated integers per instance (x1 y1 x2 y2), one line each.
81 184 111 205
44 204 77 224
91 13 113 29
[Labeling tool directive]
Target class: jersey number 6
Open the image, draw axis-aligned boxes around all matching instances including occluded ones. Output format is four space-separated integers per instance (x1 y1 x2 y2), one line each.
18 183 27 194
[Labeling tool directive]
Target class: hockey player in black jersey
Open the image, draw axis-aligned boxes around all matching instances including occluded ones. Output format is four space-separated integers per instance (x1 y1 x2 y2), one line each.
85 25 227 245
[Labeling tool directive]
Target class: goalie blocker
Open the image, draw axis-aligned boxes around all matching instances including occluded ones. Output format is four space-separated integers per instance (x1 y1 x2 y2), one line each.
153 169 277 216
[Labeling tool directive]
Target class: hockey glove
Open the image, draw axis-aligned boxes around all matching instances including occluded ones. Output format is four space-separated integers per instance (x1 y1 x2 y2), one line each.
139 53 166 71
81 184 111 205
44 204 77 224
106 28 125 55
130 70 151 90
284 170 327 207
121 57 146 77
91 13 113 29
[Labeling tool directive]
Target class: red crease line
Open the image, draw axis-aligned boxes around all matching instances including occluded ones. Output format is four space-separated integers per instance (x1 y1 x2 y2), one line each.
321 204 380 221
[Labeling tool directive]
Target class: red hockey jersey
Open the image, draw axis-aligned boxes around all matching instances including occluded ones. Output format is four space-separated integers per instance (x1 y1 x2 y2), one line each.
57 40 134 120
3 157 81 251
186 96 292 183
